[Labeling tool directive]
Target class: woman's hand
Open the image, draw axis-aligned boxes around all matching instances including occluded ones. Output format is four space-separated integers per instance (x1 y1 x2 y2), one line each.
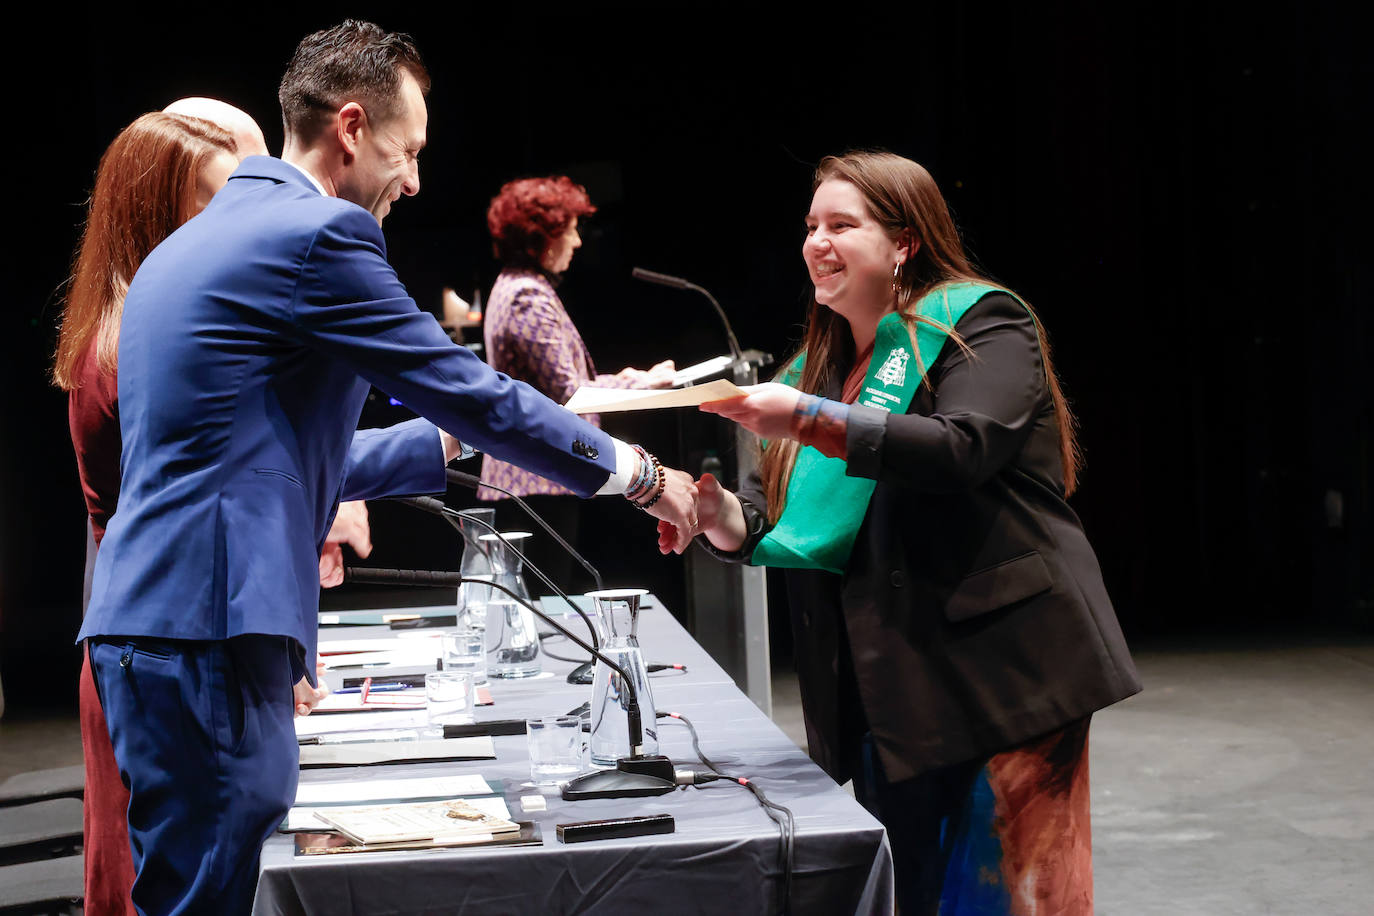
643 466 701 555
656 471 748 553
617 360 676 389
643 359 677 389
699 383 803 441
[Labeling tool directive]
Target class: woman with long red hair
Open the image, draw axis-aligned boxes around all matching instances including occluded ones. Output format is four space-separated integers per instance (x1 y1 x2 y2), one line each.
690 150 1141 915
54 110 240 915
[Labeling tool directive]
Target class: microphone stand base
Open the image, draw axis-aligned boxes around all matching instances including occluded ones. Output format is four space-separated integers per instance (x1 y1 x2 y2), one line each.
562 755 676 800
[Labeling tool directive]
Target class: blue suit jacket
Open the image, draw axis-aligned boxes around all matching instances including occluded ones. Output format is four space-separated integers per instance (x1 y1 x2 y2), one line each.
79 157 616 669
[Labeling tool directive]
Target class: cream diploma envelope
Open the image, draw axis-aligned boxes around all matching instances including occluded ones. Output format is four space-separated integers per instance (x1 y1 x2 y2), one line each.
564 378 744 414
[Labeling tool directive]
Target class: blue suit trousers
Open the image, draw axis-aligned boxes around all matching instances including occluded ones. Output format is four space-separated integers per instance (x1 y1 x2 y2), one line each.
89 635 298 916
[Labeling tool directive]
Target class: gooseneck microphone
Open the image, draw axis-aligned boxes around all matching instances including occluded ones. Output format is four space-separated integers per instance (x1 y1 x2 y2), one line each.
393 496 598 651
445 468 603 593
631 267 744 366
342 565 677 799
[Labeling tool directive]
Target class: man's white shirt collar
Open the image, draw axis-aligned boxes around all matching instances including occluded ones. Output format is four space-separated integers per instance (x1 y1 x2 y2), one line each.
281 159 329 197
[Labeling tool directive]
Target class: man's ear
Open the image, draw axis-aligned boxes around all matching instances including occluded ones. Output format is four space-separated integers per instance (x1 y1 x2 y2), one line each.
336 102 367 161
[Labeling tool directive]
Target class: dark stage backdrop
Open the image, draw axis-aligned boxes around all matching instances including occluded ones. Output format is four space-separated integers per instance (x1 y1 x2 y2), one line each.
3 5 1368 709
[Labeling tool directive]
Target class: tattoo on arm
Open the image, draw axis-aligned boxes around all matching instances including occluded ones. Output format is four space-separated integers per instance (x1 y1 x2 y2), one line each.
790 394 849 459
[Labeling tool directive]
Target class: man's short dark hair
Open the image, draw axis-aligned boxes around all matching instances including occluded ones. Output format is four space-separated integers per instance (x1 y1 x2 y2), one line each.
278 20 430 144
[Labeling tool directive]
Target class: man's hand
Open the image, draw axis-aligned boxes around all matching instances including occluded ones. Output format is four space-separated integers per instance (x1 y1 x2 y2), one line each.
699 383 803 440
644 466 701 555
319 500 371 588
295 656 330 717
294 676 327 717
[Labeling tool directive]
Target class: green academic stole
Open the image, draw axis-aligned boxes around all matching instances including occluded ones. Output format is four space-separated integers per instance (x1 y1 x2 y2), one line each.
751 282 1004 572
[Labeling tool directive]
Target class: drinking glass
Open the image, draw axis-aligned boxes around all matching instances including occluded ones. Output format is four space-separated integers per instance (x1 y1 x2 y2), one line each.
442 627 487 686
526 715 586 785
424 671 475 730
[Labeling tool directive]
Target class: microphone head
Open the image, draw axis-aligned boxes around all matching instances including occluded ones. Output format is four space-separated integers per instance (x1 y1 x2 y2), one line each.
631 267 690 289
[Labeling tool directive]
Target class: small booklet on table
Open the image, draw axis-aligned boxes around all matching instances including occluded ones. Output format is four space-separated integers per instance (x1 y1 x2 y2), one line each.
310 798 521 846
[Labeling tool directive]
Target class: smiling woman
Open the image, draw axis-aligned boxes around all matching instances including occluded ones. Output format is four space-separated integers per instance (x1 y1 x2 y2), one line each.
693 150 1140 916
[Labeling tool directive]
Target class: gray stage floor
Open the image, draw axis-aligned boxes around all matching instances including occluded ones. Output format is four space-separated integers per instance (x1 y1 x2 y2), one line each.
1088 636 1373 915
3 636 1371 914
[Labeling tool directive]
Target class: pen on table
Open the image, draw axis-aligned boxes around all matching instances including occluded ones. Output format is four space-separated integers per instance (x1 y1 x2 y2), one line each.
334 683 410 694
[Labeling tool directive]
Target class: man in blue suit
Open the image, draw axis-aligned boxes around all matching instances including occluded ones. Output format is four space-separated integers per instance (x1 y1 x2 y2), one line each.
81 20 698 915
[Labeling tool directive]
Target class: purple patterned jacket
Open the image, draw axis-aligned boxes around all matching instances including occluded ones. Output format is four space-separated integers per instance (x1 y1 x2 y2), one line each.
478 269 634 498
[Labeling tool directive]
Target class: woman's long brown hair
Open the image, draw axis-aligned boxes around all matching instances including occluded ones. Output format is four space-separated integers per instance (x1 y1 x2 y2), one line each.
52 112 237 390
758 151 1081 521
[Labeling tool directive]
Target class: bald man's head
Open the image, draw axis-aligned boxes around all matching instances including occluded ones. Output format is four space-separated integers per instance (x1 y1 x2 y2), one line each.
163 98 269 158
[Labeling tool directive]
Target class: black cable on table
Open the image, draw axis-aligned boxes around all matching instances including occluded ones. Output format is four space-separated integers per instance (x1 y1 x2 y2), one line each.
535 631 687 676
659 711 794 916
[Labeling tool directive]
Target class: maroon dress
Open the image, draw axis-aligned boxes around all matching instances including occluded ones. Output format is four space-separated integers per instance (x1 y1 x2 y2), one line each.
68 342 137 916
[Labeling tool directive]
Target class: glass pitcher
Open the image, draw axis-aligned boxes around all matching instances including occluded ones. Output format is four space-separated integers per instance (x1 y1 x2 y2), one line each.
482 531 542 679
587 588 656 766
454 507 497 632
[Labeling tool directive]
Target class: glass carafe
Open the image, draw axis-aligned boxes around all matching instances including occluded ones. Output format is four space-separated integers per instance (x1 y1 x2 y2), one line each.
483 532 542 678
587 588 656 766
455 508 497 632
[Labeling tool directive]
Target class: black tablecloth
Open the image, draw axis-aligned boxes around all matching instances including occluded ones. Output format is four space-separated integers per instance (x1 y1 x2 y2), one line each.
253 601 893 915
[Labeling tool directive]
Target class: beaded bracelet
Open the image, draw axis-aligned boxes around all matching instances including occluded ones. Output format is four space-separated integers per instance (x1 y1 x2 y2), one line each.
634 462 667 510
628 451 666 510
626 444 655 498
626 445 657 502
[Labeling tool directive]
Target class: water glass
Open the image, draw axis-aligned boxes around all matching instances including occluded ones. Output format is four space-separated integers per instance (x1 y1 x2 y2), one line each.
526 715 585 785
425 671 475 729
442 627 487 686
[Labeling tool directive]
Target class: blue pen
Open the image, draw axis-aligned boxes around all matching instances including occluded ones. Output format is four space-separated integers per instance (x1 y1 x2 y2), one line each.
335 683 410 694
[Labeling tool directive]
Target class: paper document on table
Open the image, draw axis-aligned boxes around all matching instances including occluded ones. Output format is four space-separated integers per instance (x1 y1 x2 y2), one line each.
314 798 520 845
298 736 496 768
319 647 439 670
295 774 492 806
295 709 428 739
285 794 511 832
565 378 744 414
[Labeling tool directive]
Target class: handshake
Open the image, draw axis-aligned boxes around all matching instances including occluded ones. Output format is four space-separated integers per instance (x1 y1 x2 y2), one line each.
634 382 806 556
639 466 737 556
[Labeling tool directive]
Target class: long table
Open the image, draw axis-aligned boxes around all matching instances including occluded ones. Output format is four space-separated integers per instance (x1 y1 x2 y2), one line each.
253 600 893 915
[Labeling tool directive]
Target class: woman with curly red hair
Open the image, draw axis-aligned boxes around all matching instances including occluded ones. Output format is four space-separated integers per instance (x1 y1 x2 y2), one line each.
478 175 673 586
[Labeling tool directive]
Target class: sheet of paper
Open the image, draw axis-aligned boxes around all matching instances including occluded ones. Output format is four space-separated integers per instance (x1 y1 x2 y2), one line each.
318 635 442 655
313 798 519 844
295 773 492 805
319 648 441 670
295 709 428 738
298 736 496 768
672 355 733 386
285 794 511 832
564 378 744 414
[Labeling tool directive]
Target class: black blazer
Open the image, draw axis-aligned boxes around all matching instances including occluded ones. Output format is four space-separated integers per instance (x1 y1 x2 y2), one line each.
705 292 1141 783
